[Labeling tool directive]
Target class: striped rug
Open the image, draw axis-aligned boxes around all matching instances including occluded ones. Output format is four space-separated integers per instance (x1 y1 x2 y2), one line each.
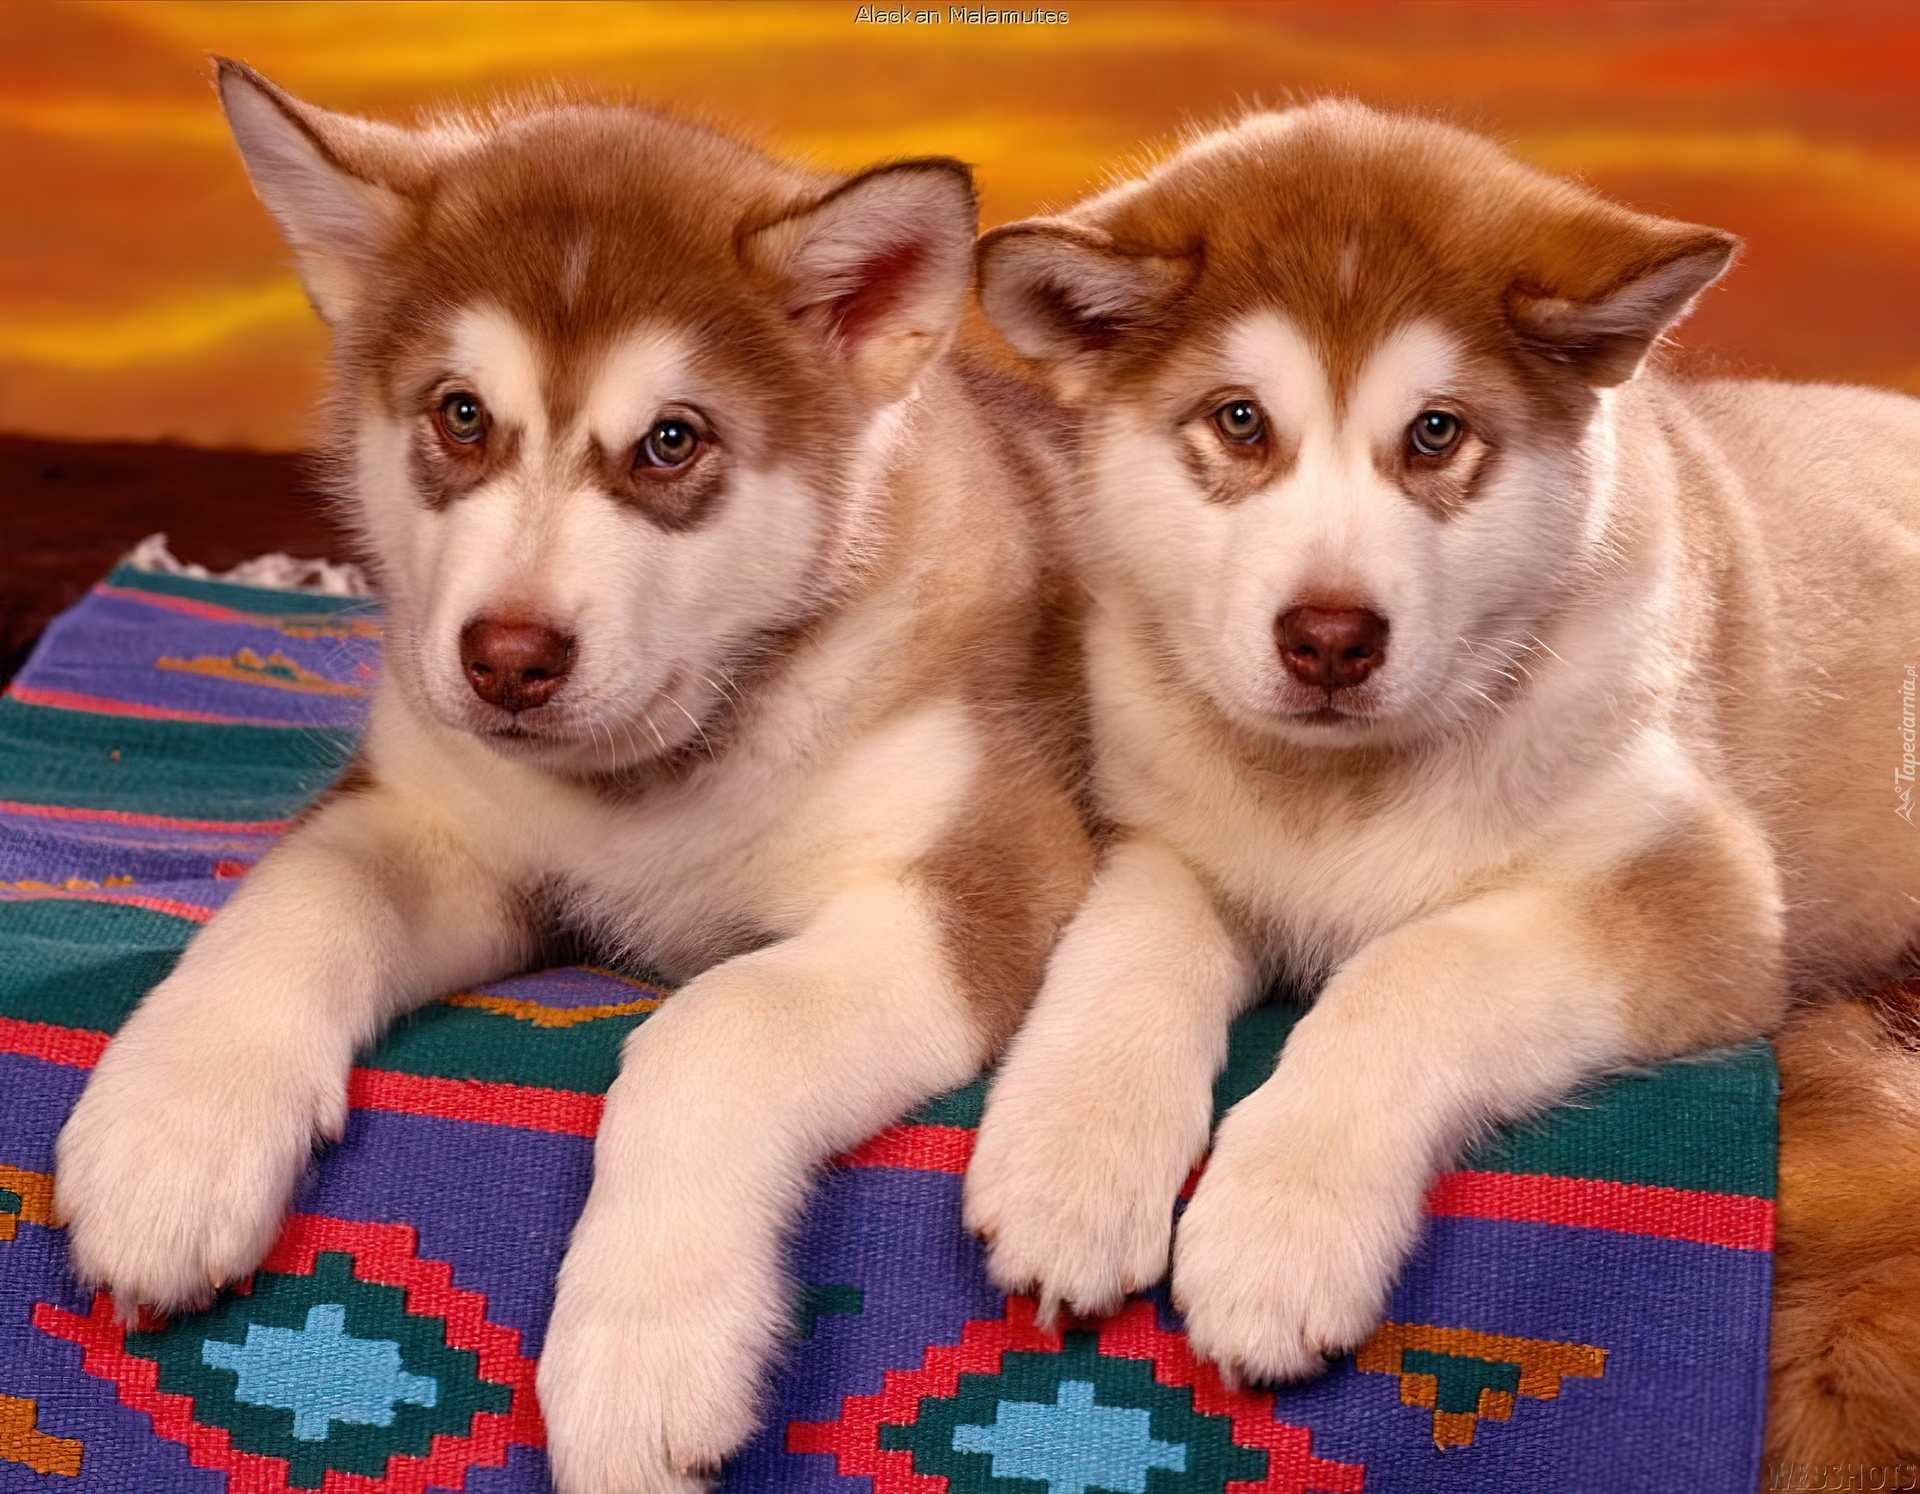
0 563 1774 1492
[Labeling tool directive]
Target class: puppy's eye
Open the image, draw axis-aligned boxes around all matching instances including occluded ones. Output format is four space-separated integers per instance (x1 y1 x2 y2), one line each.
1409 410 1463 458
1213 399 1266 445
640 419 700 470
438 391 486 445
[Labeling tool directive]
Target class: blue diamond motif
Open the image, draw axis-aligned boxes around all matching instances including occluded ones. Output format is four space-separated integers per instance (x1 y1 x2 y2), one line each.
952 1379 1187 1494
201 1302 438 1441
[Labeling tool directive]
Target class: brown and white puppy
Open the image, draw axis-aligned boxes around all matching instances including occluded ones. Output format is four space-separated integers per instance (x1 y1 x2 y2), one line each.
963 98 1920 1418
53 63 1090 1491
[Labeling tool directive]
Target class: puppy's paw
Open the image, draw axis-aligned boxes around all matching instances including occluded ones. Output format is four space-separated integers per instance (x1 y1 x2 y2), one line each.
538 1207 780 1494
55 1012 344 1314
1171 1118 1423 1386
965 1068 1200 1322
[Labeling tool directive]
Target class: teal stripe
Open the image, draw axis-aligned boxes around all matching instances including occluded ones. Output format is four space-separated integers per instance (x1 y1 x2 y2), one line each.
959 993 1774 1199
0 900 192 1031
1466 1041 1777 1200
0 697 354 819
103 563 379 618
361 1001 648 1093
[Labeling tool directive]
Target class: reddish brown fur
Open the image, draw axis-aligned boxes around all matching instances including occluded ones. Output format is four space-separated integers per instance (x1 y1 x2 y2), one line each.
1771 985 1920 1466
1581 803 1790 1054
983 106 1722 480
235 62 885 563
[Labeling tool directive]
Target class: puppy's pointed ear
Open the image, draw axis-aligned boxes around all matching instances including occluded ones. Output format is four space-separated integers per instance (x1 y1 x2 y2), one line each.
977 221 1192 395
215 58 415 324
1508 208 1739 388
742 159 978 403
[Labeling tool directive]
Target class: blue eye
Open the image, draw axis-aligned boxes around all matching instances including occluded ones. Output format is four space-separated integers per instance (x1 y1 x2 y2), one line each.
1409 410 1463 457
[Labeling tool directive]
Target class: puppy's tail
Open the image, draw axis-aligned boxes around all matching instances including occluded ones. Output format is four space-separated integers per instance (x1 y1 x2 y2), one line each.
1768 981 1920 1467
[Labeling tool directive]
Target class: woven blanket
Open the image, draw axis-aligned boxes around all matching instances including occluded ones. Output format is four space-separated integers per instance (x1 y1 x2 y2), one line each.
0 563 1776 1493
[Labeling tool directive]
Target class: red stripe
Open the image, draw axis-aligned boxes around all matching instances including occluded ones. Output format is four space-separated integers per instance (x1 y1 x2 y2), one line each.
90 891 213 922
0 1015 1778 1250
3 683 292 728
92 582 370 630
93 583 273 625
0 1021 605 1138
0 889 215 922
838 1124 974 1173
0 799 286 833
1425 1168 1775 1251
0 1016 109 1067
345 1068 604 1137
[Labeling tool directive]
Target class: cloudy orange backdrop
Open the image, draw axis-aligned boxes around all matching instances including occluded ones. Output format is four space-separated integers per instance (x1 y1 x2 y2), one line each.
3 0 1918 450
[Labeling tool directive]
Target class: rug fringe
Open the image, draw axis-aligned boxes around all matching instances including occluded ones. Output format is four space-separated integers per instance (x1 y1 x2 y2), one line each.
124 533 370 598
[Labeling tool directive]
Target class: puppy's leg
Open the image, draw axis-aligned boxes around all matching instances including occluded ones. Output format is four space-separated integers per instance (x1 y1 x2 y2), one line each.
56 782 530 1312
1175 816 1784 1385
537 883 994 1494
965 837 1259 1320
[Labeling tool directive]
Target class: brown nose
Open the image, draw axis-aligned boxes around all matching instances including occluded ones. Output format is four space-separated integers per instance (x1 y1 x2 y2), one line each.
460 616 574 712
1277 606 1389 689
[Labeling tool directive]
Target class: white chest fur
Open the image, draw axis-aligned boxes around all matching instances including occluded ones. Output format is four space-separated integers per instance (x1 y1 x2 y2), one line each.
1084 596 1673 985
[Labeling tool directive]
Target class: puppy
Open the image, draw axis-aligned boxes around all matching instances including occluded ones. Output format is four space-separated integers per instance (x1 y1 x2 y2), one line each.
963 99 1920 1411
53 63 1090 1490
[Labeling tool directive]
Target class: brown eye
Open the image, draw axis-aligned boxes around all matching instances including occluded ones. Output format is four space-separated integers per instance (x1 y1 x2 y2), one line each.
1213 399 1266 445
438 391 486 445
640 419 700 470
1409 410 1463 458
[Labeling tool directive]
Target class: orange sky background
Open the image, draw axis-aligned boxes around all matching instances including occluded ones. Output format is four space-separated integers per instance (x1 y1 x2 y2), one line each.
3 0 1918 451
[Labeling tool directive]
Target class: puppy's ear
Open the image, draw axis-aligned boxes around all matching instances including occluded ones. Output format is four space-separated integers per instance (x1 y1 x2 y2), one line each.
1508 207 1739 388
215 58 420 325
742 159 978 403
977 221 1192 395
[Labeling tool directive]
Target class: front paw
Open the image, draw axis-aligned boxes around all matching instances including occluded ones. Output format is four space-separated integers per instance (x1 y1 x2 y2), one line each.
965 1071 1200 1321
538 1204 781 1494
54 1009 344 1314
1171 1116 1424 1386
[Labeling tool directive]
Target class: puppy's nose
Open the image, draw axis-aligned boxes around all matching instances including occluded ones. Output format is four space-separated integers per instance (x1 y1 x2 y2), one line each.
1277 606 1389 689
460 616 574 712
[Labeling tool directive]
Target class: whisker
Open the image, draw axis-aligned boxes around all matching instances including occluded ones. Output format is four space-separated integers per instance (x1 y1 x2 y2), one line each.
664 690 714 758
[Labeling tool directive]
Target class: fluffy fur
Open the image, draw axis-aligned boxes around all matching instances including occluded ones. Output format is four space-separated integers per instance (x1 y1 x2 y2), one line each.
1770 985 1920 1464
962 98 1920 1451
53 63 1090 1492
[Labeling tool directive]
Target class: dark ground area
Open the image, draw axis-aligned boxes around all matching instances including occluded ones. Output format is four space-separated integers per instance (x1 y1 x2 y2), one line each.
0 436 352 681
